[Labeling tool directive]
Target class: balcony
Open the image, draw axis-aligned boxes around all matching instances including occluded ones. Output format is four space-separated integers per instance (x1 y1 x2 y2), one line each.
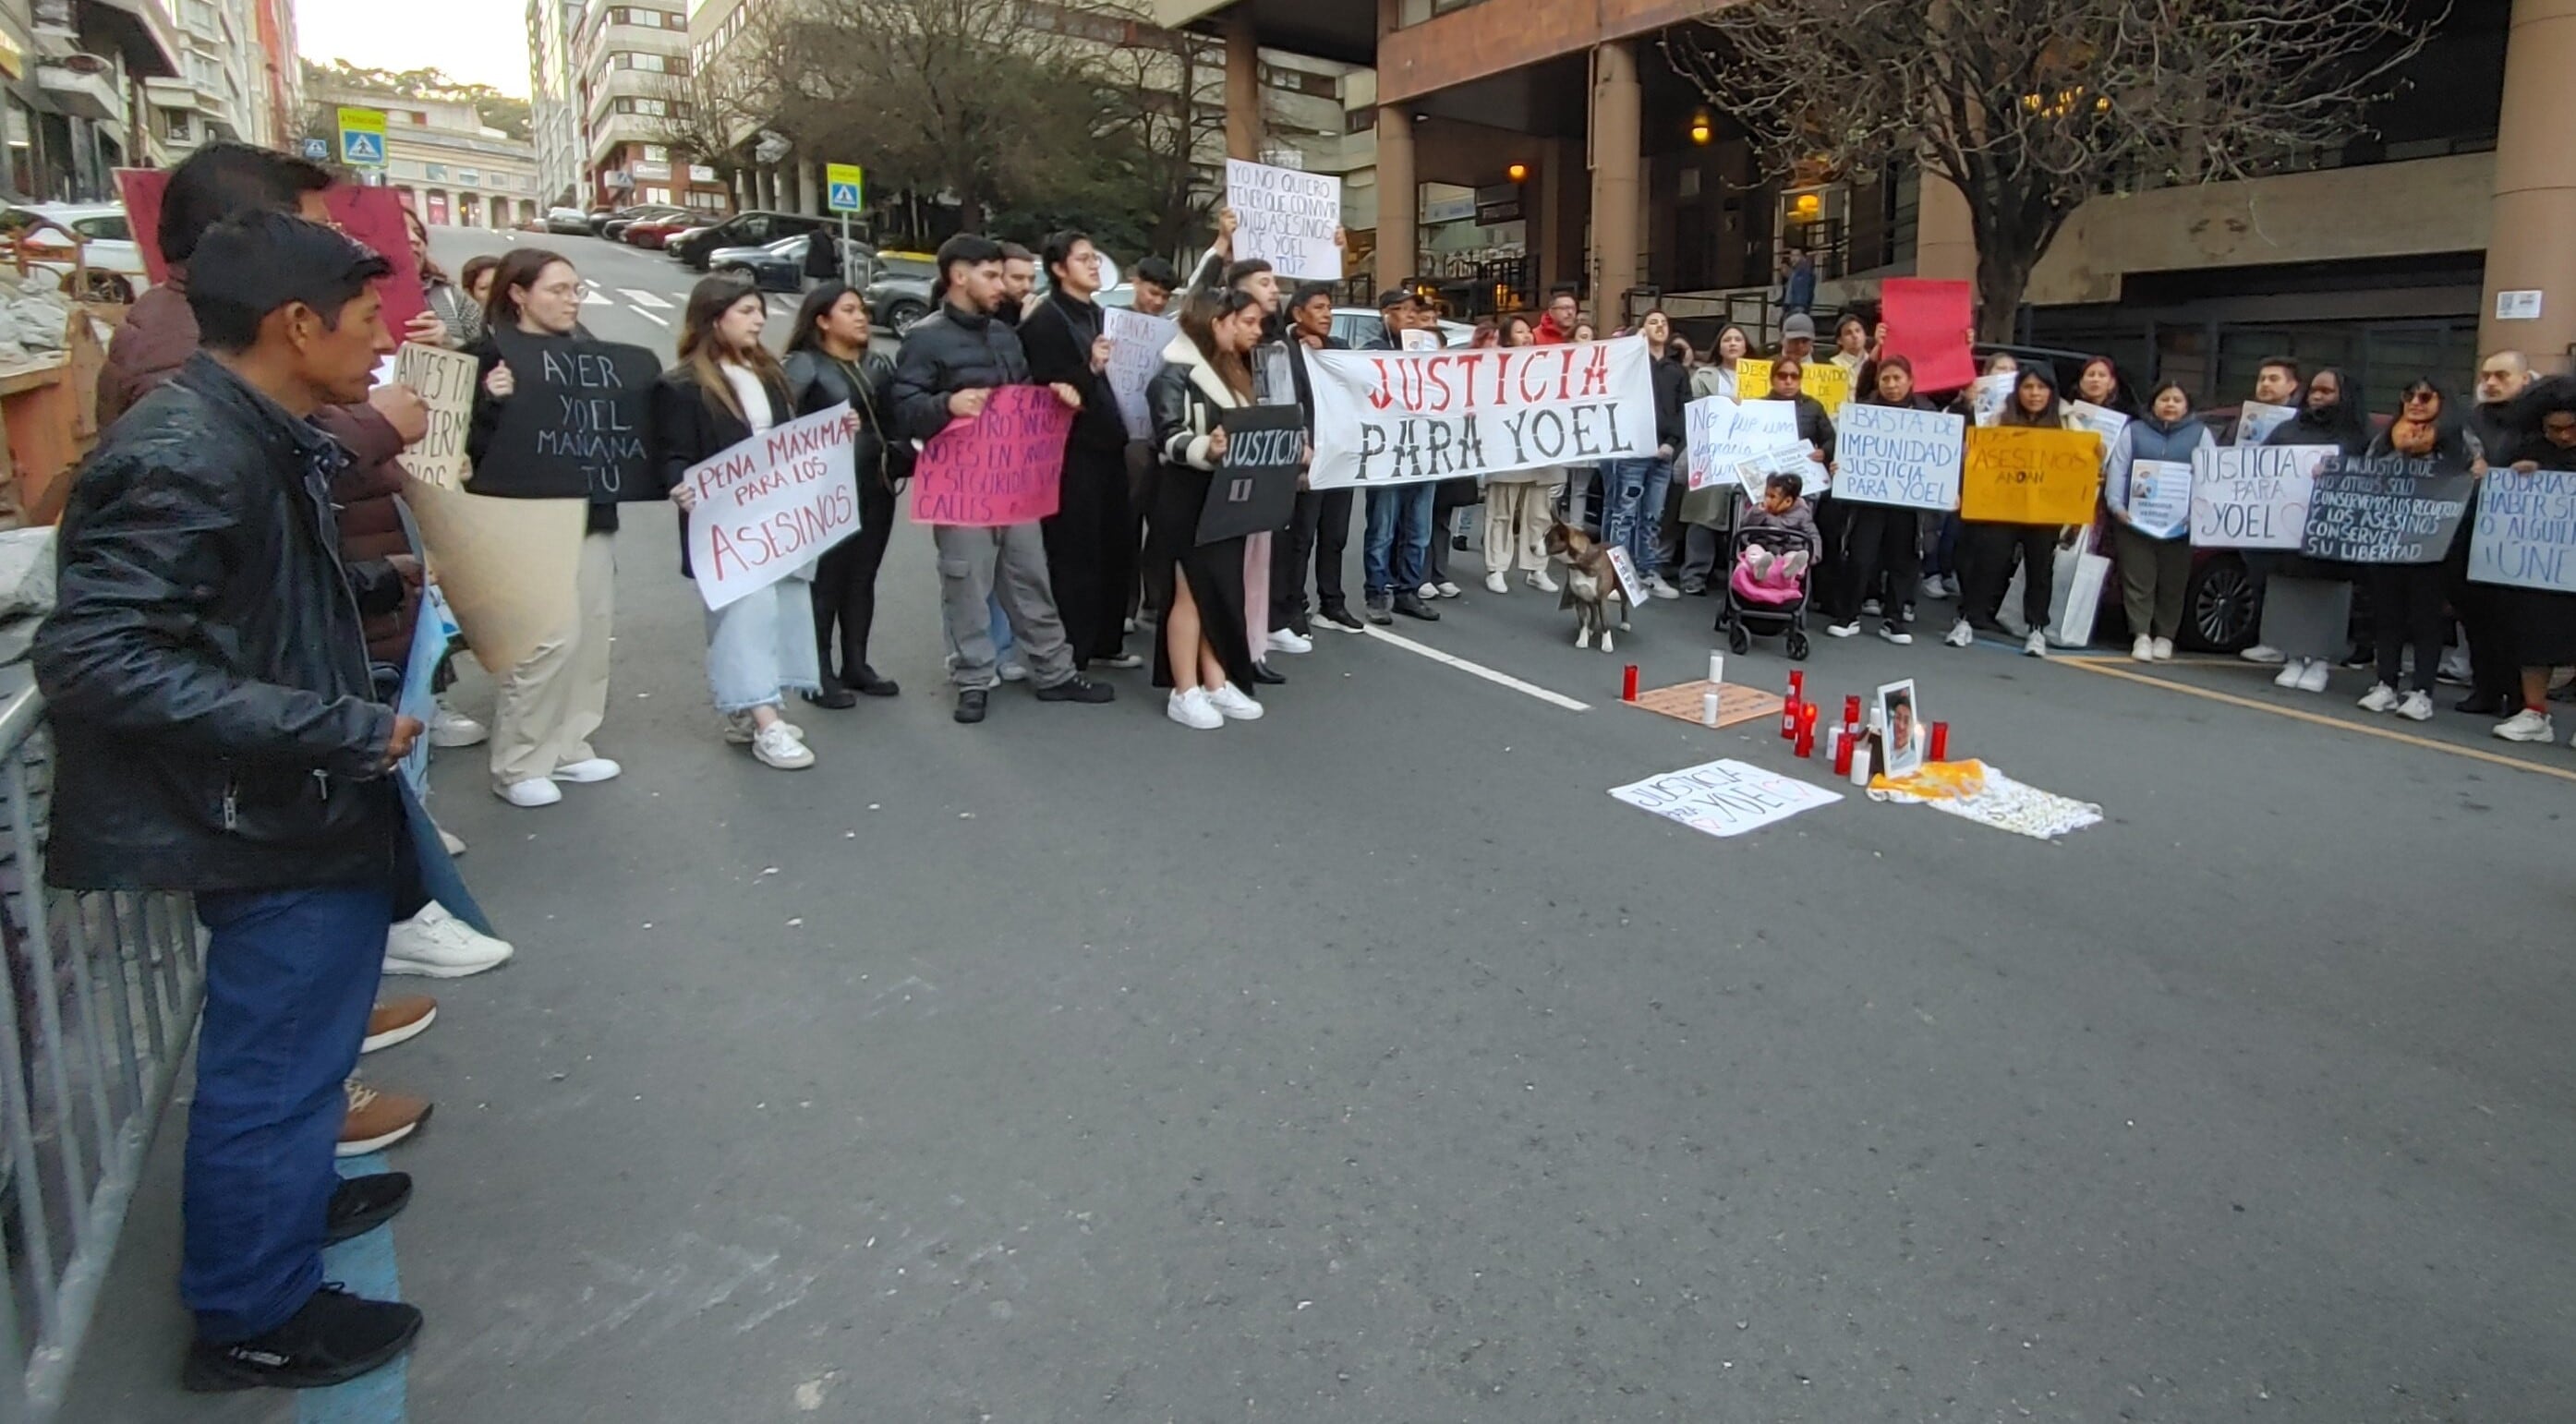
38 55 122 123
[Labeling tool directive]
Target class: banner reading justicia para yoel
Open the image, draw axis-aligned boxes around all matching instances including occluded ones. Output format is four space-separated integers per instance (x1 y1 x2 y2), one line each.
1304 335 1659 490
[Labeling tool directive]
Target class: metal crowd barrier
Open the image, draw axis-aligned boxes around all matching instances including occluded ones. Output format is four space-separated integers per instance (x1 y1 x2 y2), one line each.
0 682 206 1422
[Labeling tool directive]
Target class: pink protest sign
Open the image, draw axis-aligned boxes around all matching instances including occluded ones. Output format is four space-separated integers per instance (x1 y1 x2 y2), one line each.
114 171 426 334
1880 278 1975 393
909 384 1073 526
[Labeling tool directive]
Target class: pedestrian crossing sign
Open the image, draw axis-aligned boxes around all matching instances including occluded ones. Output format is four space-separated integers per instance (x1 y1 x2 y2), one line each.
826 163 864 214
338 106 387 168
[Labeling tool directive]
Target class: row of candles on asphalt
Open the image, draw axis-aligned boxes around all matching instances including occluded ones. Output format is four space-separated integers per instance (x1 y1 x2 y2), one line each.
1618 658 1949 787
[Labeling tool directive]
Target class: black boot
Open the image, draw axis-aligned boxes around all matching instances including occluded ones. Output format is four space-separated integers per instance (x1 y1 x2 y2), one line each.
846 664 901 697
183 1285 421 1393
802 681 859 710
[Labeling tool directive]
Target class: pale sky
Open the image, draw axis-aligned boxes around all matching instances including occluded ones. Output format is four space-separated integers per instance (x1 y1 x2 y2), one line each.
297 0 534 97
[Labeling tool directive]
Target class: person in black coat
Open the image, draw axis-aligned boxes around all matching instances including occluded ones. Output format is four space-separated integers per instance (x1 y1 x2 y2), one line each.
2353 378 2482 720
1019 230 1139 672
783 279 903 705
1827 355 1928 644
802 225 841 288
1144 291 1277 729
1283 281 1358 632
2486 376 2576 742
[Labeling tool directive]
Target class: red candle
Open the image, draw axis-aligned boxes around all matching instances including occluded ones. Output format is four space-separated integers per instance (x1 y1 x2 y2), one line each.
1843 694 1862 728
1780 697 1799 739
1929 720 1950 762
1833 724 1856 776
1788 670 1807 703
1622 664 1639 702
1796 702 1820 757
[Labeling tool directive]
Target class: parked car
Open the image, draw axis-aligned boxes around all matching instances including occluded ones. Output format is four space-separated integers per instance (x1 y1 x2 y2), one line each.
863 251 938 334
0 203 148 303
709 233 875 293
624 213 698 249
600 204 684 243
669 211 837 271
1327 308 1475 350
585 207 617 234
544 206 591 235
660 225 714 257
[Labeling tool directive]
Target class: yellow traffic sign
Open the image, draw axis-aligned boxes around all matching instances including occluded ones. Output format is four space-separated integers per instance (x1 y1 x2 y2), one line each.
825 163 864 215
337 107 387 168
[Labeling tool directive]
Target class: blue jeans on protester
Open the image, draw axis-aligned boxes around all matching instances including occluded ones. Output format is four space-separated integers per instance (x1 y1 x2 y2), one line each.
185 883 393 1341
1362 483 1435 598
1603 455 1673 578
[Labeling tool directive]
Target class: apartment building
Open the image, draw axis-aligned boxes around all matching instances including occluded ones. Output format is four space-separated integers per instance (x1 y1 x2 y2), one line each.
526 0 582 206
141 0 285 162
575 0 724 211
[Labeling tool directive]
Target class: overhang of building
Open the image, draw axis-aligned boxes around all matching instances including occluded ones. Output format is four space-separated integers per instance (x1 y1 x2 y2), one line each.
1155 0 1378 67
78 0 179 78
1378 0 1707 106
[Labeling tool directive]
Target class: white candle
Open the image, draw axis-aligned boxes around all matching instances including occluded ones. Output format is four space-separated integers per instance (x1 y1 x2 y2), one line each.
1701 692 1720 727
1707 652 1723 687
1849 746 1873 787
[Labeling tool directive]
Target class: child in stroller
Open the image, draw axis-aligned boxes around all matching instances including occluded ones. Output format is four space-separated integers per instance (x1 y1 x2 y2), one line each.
1720 472 1821 658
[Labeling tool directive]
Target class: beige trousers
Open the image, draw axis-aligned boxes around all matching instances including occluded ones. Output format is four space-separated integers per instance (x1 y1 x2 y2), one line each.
1482 477 1563 574
490 530 614 790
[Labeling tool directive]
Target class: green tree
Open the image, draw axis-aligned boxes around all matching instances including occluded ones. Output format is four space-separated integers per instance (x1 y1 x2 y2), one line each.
298 59 533 141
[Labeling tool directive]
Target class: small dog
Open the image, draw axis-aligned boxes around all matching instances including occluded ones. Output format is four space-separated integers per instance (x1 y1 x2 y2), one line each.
1544 522 1625 653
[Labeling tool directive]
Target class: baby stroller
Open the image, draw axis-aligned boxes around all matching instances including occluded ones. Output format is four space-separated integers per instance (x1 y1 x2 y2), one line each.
1717 519 1812 660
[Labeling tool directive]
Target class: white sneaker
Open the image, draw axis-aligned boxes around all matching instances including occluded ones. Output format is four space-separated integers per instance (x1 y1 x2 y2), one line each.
1648 573 1682 600
1123 616 1137 634
1418 583 1440 600
429 706 488 748
1827 621 1861 638
499 778 562 808
1433 580 1463 599
2495 708 2555 742
2296 658 2330 694
1094 652 1146 670
1917 577 1950 603
2240 643 2288 666
1205 682 1264 721
1944 619 1974 648
551 757 622 783
1526 568 1559 594
2132 635 2156 663
998 658 1029 683
1878 623 1913 646
2357 682 2400 713
2396 689 2434 722
1265 628 1313 656
2437 647 2473 685
2273 660 2304 689
752 722 815 769
2151 637 2174 661
383 901 514 978
2024 631 2048 658
1167 687 1224 730
1861 597 1882 616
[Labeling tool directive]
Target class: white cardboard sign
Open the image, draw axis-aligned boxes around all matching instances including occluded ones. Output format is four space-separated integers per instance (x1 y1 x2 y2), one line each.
1225 158 1343 280
1608 759 1843 839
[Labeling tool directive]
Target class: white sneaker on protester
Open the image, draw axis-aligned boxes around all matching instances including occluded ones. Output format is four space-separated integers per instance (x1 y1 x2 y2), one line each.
1944 619 1974 648
1861 597 1882 616
551 757 622 783
1484 570 1510 595
725 713 805 744
2152 637 2175 661
1167 687 1224 730
499 778 562 808
1648 573 1682 600
2241 643 2288 665
1526 568 1559 594
2133 635 2156 663
2357 682 2401 713
1434 580 1463 599
383 902 514 978
2273 660 2304 689
429 706 487 749
1827 621 1861 638
2296 658 2331 693
2495 708 2556 742
1204 682 1264 720
998 658 1030 683
2437 646 2473 685
751 722 814 769
1917 577 1951 603
1879 622 1914 646
2024 631 2048 658
2396 689 2434 722
1265 628 1313 656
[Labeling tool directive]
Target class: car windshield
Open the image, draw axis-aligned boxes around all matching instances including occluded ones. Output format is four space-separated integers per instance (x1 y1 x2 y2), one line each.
71 215 127 241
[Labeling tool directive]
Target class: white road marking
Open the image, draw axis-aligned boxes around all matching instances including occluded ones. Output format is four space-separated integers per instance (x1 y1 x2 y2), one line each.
620 288 671 309
1360 626 1590 712
581 289 611 306
629 308 670 327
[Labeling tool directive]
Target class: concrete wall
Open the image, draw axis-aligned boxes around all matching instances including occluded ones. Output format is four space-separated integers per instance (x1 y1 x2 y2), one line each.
2026 154 2494 306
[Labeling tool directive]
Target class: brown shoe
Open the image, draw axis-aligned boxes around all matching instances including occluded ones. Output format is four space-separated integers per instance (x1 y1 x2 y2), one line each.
338 1080 431 1158
361 996 437 1054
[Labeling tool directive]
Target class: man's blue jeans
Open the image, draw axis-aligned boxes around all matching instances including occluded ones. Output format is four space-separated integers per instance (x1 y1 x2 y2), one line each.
1362 483 1435 598
1603 455 1673 578
185 883 393 1341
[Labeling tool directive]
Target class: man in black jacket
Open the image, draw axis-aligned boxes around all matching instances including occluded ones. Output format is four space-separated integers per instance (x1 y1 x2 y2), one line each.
891 233 1116 723
1020 230 1139 670
1282 281 1360 633
35 214 425 1391
2455 350 2532 713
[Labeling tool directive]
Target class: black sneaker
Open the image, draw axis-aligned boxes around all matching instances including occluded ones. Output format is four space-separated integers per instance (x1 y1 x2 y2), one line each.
847 665 901 698
1393 592 1440 621
1034 676 1115 705
324 1173 412 1246
1319 603 1364 633
953 688 988 724
182 1285 421 1393
2455 692 2507 717
1363 597 1394 626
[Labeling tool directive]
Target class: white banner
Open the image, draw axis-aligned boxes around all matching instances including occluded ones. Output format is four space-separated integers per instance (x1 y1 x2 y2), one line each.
1608 758 1842 839
682 404 860 610
2468 465 2576 594
1102 308 1177 442
1833 402 1963 511
1305 335 1657 489
2125 460 2193 540
1225 158 1342 280
1685 393 1800 491
2189 443 2333 550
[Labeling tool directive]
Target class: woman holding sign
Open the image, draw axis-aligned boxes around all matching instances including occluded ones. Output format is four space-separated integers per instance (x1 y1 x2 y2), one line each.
1950 365 2077 657
2104 381 2214 661
655 278 821 770
1828 355 1934 645
784 281 902 707
2354 380 2481 722
1143 292 1274 730
2490 385 2576 743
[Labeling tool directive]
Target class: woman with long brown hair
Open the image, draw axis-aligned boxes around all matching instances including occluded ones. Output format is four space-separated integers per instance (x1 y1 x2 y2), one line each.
655 276 819 769
1143 290 1273 730
1481 312 1563 595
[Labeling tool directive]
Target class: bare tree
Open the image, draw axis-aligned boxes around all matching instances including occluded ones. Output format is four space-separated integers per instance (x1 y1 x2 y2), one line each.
1665 0 2429 338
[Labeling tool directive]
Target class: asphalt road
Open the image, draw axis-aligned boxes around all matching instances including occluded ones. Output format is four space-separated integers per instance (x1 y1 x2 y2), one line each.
63 228 2576 1423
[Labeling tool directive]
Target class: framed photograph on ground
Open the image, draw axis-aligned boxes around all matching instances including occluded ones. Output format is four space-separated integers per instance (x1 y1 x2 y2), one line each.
1877 679 1925 776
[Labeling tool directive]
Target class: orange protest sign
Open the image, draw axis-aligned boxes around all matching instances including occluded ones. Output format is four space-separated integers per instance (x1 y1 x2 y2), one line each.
1961 426 2103 525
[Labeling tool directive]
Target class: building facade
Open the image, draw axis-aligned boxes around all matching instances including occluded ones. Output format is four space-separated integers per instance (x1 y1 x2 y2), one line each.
142 0 281 163
526 0 582 206
574 0 723 211
0 0 179 201
308 83 540 229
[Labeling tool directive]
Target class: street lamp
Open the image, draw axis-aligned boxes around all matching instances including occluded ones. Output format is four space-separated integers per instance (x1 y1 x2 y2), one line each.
1689 111 1712 145
1506 163 1528 183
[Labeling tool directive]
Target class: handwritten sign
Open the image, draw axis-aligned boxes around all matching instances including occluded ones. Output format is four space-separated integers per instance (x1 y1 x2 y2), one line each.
1305 336 1654 489
909 384 1073 525
2190 444 2330 549
394 343 478 489
2233 401 2297 446
1225 158 1342 280
1879 278 1974 391
1607 758 1842 839
1960 427 2102 525
2123 460 2193 539
1834 403 1964 512
1685 393 1799 491
1103 308 1176 441
1197 405 1304 544
1737 357 1850 415
2300 456 2474 564
682 404 859 610
2468 465 2576 594
1604 544 1646 608
477 331 659 501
